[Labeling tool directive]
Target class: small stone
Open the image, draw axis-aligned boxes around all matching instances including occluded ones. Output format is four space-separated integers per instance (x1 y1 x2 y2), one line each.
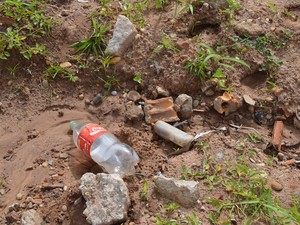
156 86 170 97
60 62 72 68
21 209 44 225
270 180 283 192
125 101 144 122
92 94 103 106
42 79 49 88
62 205 67 212
234 22 265 37
270 27 276 31
6 211 19 223
61 10 69 17
63 186 68 192
111 90 117 96
109 56 122 65
243 94 256 106
193 100 200 108
271 86 283 96
27 202 33 209
79 93 84 100
175 94 193 120
0 188 5 195
42 162 48 168
22 87 31 96
16 193 23 200
59 153 68 159
127 90 141 102
8 80 13 86
58 170 64 176
84 99 91 105
176 39 190 50
204 88 215 96
31 199 42 205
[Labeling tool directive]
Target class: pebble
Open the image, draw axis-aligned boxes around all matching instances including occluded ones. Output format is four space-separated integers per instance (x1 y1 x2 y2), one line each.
79 93 84 100
0 189 5 195
59 153 68 159
27 202 33 209
60 62 72 68
42 79 49 88
16 193 23 200
84 99 91 105
270 180 283 192
61 10 69 17
7 80 13 86
193 100 200 108
42 162 48 168
92 94 103 106
149 217 156 223
62 205 67 212
63 186 68 192
111 90 117 96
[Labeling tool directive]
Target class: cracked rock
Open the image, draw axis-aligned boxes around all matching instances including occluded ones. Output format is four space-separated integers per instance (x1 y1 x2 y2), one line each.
175 94 193 120
80 173 130 225
153 175 199 207
105 15 137 56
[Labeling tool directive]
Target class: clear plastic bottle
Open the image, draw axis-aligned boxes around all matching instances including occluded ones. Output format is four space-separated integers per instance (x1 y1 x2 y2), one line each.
69 121 140 177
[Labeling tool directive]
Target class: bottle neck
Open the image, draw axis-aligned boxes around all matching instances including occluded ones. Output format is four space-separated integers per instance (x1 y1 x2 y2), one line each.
69 121 78 130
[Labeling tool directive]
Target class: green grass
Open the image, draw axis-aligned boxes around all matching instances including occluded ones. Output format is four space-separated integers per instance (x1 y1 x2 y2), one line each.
71 18 109 57
140 180 148 201
0 0 52 60
46 64 77 81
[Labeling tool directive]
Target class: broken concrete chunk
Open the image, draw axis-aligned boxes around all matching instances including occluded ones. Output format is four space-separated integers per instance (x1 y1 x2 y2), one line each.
125 101 144 122
21 209 44 225
175 94 193 119
243 94 256 106
80 173 130 225
234 22 265 37
214 92 242 116
153 175 199 208
105 15 137 56
127 90 141 102
144 97 179 124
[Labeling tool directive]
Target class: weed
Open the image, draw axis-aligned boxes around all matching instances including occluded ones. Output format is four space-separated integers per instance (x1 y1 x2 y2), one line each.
185 212 201 225
163 203 180 214
71 18 109 57
0 178 4 188
266 2 278 14
7 63 20 76
133 73 142 84
46 64 76 81
120 0 147 28
267 81 277 90
160 33 179 53
140 180 148 201
100 54 113 70
220 0 241 24
247 132 261 144
0 0 52 60
185 43 249 90
100 74 120 91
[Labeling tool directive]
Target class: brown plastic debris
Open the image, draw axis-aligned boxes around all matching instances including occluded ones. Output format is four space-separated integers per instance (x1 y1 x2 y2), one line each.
214 92 242 116
144 97 179 124
271 121 284 151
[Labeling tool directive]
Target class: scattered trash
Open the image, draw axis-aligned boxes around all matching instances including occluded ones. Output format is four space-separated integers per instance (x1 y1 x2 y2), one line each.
254 111 264 125
153 174 199 208
229 124 260 135
214 92 242 116
154 120 194 148
69 121 140 177
265 121 284 156
105 15 137 56
175 94 193 120
80 173 130 225
144 97 179 124
243 94 256 106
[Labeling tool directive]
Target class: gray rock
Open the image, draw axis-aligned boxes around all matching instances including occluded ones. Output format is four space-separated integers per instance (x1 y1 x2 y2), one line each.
243 94 256 106
105 15 137 56
153 175 199 208
127 90 141 102
175 94 193 119
21 209 44 225
80 173 130 225
234 22 265 37
125 101 144 122
204 0 228 9
156 86 170 97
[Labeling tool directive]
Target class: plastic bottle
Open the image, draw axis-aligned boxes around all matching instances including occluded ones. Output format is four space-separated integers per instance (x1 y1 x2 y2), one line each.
69 121 140 177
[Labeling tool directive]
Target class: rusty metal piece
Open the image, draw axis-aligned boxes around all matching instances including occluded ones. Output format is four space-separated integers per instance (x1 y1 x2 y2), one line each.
144 97 179 124
271 121 284 151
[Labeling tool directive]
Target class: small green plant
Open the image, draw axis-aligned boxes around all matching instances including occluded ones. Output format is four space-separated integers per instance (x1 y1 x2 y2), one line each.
46 64 76 81
220 0 241 24
247 132 261 143
100 74 120 91
0 0 52 60
71 18 109 57
160 33 179 53
185 43 249 90
266 2 278 13
120 0 147 27
162 203 180 214
0 178 4 188
133 73 142 84
185 212 201 225
7 63 20 76
140 180 148 201
267 81 277 90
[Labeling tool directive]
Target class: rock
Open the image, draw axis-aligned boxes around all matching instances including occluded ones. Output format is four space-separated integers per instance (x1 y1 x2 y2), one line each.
277 152 284 161
234 22 265 37
79 93 84 100
111 90 118 96
156 86 170 97
176 39 190 50
175 94 193 120
271 86 283 96
109 56 122 65
7 80 13 86
42 79 49 88
80 173 130 225
144 97 179 124
243 94 256 106
16 193 23 200
270 180 283 192
203 0 228 9
92 94 103 106
59 153 68 159
127 90 141 102
60 62 72 68
23 87 31 96
214 92 242 116
21 209 44 225
61 10 69 17
42 162 48 168
62 205 67 212
6 211 19 223
125 101 144 122
105 15 137 56
193 100 200 108
153 175 199 207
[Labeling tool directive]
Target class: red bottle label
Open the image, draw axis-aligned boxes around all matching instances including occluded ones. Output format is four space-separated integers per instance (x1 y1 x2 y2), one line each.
78 124 109 156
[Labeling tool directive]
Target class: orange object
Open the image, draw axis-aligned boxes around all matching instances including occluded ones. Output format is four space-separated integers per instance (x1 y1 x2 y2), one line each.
271 121 284 151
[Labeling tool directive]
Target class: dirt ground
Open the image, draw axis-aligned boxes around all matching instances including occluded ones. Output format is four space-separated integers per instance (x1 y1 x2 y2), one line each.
0 0 300 224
